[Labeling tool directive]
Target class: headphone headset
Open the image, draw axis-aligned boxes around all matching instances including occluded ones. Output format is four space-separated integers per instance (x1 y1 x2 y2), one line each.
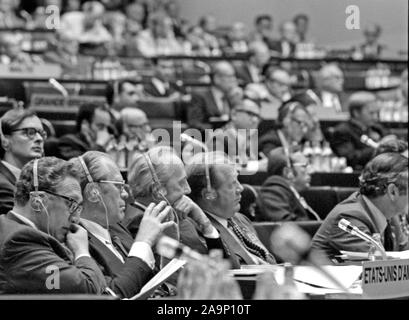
30 159 51 234
203 155 217 200
30 159 48 212
142 152 168 199
78 156 101 203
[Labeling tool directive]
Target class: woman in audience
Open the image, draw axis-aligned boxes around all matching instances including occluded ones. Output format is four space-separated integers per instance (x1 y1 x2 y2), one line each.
0 108 45 215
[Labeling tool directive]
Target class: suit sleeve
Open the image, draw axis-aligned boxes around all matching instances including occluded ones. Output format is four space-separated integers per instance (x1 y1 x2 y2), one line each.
330 129 375 169
258 184 299 222
186 94 212 131
103 257 154 299
327 212 373 253
3 229 106 294
0 181 14 216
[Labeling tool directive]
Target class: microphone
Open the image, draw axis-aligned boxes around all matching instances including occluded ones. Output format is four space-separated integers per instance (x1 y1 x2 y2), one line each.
180 133 208 151
338 218 387 259
270 223 351 293
49 78 69 107
360 135 379 149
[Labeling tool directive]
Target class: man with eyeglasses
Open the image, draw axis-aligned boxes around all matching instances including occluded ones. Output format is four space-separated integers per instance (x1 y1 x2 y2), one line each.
312 153 408 261
69 151 175 298
257 148 320 222
208 98 261 164
0 157 107 294
0 108 46 215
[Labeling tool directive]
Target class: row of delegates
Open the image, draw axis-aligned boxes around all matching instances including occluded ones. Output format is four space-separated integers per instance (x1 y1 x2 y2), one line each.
124 146 277 268
0 109 45 215
311 152 408 262
0 153 174 297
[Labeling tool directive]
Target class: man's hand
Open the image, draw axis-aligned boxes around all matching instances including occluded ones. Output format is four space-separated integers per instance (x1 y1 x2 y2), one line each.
174 196 218 238
135 201 176 247
66 225 90 259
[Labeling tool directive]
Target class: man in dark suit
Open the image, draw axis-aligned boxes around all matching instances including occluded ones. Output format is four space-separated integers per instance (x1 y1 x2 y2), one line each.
311 63 346 112
329 91 390 170
187 61 239 131
235 41 270 86
0 108 46 215
186 153 277 266
143 59 179 98
0 157 106 294
125 147 224 260
57 103 115 160
269 21 297 57
311 153 408 261
257 148 320 222
69 151 174 298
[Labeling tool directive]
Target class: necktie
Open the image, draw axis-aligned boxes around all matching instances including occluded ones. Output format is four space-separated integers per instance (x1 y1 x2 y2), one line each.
112 235 129 259
227 218 276 264
299 196 321 221
383 222 395 251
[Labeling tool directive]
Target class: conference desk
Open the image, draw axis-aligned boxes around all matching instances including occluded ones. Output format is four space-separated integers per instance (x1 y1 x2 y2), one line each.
238 171 360 188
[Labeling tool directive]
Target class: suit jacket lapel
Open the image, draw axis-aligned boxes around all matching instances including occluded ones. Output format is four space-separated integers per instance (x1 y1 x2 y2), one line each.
207 214 255 266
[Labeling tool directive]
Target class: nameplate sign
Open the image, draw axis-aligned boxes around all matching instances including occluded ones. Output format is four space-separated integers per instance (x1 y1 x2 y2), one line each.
30 94 106 108
0 64 61 79
362 259 409 299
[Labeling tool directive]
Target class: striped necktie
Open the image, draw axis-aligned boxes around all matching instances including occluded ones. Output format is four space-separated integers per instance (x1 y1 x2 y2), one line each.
227 218 276 264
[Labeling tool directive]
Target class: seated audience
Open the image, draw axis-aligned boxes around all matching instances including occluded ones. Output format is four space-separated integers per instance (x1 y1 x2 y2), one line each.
223 22 249 54
125 146 224 259
186 152 277 265
329 91 390 170
197 14 221 54
0 157 106 294
207 98 261 164
235 41 270 86
188 61 239 131
352 23 385 59
312 153 408 260
259 100 310 156
250 14 274 48
57 103 115 160
143 58 179 97
0 0 25 28
0 109 45 215
0 32 43 66
310 64 345 112
257 148 320 222
269 21 297 57
134 11 185 56
69 151 173 298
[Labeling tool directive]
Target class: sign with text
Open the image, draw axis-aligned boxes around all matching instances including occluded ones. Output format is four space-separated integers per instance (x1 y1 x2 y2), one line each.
0 64 61 79
30 94 106 108
362 259 409 299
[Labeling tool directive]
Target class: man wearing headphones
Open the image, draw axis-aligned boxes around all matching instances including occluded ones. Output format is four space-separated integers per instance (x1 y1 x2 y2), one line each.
0 157 106 294
69 151 174 298
186 152 277 266
125 146 224 259
312 153 408 261
257 148 320 222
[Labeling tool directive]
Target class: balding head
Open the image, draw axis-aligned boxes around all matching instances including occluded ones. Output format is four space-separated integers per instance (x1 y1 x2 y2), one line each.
212 61 237 93
120 107 151 140
279 21 297 43
318 64 344 93
248 41 270 67
348 91 379 127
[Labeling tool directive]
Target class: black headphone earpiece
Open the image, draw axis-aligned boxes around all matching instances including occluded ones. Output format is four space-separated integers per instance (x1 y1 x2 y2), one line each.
142 152 168 199
30 159 48 212
78 156 101 203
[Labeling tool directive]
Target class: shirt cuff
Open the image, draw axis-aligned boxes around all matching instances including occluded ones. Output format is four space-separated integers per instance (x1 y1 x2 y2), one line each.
75 253 91 261
128 241 155 270
202 226 220 239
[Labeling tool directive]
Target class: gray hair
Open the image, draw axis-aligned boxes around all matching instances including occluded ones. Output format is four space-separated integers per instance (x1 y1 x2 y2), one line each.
127 146 182 198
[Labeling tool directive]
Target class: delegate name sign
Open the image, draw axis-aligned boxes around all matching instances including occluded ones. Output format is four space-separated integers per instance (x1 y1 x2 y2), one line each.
30 94 106 108
362 259 409 299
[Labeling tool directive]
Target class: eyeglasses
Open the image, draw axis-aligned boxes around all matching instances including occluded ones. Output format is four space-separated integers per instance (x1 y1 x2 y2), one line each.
236 109 261 119
98 180 129 193
43 190 83 216
293 162 310 169
11 127 47 140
